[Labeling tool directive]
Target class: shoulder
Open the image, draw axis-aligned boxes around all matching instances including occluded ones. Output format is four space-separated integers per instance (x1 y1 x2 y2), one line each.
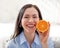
48 37 54 48
6 35 20 48
48 37 54 44
6 39 17 48
6 35 21 48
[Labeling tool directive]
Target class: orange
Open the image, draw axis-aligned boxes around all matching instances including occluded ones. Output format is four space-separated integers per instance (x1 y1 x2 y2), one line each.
36 20 49 33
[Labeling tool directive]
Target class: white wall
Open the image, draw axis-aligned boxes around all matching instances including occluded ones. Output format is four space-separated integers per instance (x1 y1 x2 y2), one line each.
0 0 60 23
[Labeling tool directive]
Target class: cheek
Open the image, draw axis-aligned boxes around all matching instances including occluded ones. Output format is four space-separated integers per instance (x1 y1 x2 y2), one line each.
35 19 39 22
21 20 26 27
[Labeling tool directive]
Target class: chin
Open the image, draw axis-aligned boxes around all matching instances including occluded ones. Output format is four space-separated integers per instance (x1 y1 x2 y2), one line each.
28 30 35 33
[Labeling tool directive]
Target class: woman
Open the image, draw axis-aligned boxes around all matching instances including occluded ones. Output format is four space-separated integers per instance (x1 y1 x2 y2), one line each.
7 4 54 48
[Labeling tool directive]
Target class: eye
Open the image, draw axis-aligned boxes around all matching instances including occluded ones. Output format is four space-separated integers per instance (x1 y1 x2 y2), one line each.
23 14 29 18
33 16 37 18
33 14 38 18
24 16 29 18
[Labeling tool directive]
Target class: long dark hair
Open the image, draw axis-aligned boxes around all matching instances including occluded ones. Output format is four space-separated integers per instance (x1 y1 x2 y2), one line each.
12 4 43 39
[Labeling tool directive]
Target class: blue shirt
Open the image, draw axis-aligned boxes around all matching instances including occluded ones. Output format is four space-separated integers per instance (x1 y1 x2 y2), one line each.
7 32 54 48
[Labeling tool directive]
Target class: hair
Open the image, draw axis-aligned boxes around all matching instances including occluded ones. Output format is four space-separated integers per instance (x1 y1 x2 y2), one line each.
12 4 43 39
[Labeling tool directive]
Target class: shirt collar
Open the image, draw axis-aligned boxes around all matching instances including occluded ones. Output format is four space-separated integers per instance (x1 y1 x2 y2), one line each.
20 32 40 45
34 33 40 45
20 32 27 45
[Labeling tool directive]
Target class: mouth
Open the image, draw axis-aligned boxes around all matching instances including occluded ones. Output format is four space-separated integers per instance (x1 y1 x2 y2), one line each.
26 24 36 28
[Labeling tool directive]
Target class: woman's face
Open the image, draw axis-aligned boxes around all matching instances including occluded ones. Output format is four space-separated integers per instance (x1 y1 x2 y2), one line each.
21 7 39 33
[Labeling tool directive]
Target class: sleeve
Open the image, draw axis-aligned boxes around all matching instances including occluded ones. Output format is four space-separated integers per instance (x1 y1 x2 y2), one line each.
6 39 16 48
48 38 54 48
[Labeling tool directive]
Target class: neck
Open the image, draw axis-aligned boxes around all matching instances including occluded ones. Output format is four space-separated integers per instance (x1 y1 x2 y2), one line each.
24 30 35 46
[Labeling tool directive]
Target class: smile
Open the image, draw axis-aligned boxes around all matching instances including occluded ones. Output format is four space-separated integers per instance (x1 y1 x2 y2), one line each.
27 24 35 28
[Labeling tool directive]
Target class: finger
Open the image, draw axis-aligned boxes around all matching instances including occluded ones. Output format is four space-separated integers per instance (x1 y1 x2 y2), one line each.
48 22 50 29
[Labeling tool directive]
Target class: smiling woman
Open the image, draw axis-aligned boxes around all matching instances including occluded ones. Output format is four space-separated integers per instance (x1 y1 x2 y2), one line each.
6 4 54 48
0 0 60 48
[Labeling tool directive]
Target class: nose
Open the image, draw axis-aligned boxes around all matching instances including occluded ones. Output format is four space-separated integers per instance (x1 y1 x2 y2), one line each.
28 17 34 22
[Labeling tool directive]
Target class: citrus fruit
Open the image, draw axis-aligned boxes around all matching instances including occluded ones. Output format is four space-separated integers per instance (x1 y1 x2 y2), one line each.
36 20 49 33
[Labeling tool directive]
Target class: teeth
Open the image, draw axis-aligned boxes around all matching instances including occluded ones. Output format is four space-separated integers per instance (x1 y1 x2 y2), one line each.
27 25 34 28
28 25 34 26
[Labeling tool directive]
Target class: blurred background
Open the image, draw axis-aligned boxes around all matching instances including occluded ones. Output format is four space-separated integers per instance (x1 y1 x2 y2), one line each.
0 0 60 48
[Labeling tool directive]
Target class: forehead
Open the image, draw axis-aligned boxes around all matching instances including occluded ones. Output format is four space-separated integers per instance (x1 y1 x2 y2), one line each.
24 7 38 14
